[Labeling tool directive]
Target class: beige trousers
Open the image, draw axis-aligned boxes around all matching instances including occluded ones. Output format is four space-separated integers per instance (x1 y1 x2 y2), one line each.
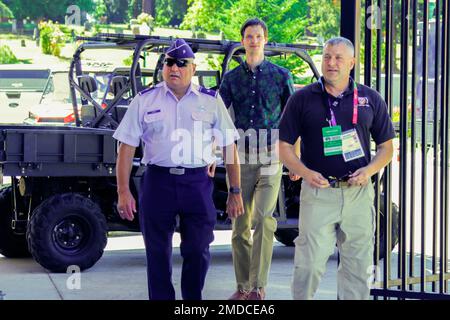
292 181 375 300
230 151 282 290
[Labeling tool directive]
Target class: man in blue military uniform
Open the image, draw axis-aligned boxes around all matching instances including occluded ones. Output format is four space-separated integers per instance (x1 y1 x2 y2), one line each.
113 38 244 300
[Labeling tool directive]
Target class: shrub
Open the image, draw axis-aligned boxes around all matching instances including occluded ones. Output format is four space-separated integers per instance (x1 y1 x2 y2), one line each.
196 31 206 39
129 19 139 28
39 21 66 57
123 55 133 66
0 45 19 64
136 13 154 28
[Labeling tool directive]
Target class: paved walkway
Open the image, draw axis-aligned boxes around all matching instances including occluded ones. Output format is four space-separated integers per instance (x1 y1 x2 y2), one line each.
0 232 339 300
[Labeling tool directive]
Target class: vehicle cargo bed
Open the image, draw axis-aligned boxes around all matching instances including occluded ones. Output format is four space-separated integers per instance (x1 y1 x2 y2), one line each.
0 125 117 177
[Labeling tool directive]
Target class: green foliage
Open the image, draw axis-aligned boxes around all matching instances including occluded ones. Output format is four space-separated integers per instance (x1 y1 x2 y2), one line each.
307 0 340 43
3 0 95 21
137 12 154 29
127 0 141 21
182 0 312 83
0 1 13 18
59 24 77 38
0 44 19 63
267 55 309 82
93 0 108 23
196 31 206 39
205 54 239 76
155 0 188 26
123 54 133 66
102 0 128 23
39 20 66 57
181 0 232 32
182 0 309 43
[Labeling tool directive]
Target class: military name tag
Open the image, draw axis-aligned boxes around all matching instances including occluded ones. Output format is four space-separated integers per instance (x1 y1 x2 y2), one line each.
322 125 343 156
342 129 365 162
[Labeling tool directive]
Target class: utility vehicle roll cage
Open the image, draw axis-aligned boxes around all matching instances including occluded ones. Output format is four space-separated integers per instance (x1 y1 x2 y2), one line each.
69 33 321 128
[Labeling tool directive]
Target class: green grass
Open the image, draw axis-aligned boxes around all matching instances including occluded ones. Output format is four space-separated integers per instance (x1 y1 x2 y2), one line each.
0 33 31 40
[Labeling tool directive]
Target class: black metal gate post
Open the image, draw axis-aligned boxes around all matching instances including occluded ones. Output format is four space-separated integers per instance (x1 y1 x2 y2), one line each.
341 0 361 79
342 0 450 300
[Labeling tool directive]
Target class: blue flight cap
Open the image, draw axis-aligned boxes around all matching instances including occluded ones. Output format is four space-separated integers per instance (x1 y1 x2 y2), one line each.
165 38 195 59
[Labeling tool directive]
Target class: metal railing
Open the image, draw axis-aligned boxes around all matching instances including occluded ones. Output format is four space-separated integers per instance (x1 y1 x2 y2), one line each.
344 0 450 299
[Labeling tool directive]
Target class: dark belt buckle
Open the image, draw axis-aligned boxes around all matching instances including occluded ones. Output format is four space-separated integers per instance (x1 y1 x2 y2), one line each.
169 168 185 175
328 173 351 188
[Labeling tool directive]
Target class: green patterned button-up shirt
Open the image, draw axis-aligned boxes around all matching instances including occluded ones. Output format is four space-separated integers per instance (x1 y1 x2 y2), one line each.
219 60 295 146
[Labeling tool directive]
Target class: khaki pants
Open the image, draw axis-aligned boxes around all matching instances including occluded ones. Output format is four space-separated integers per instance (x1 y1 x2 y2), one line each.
230 151 282 290
292 181 375 300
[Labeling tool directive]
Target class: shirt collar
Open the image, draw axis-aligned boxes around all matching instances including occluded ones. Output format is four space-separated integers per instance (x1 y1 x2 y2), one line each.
313 76 354 96
162 81 199 98
243 59 267 73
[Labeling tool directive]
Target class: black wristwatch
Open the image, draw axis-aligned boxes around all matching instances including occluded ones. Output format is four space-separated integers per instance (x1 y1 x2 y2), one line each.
229 187 241 194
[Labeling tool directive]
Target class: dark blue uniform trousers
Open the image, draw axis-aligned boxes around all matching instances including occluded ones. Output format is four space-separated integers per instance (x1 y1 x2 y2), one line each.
138 165 216 300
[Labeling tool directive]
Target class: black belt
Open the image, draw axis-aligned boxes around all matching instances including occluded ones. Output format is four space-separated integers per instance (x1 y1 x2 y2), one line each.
328 173 352 188
328 180 351 188
146 164 207 175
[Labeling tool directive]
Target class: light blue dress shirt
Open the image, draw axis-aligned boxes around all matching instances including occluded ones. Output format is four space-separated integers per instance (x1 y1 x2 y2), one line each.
113 82 239 167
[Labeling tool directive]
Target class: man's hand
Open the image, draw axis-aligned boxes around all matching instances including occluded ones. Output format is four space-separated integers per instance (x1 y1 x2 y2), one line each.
226 193 244 219
207 161 217 178
117 189 136 221
303 169 330 188
288 171 301 181
348 167 371 186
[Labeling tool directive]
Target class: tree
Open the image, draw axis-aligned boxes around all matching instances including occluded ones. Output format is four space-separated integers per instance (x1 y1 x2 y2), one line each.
3 0 94 26
142 0 155 18
181 0 232 32
103 0 128 23
306 0 340 43
182 0 309 43
0 1 13 19
181 0 311 82
127 0 141 20
155 0 187 26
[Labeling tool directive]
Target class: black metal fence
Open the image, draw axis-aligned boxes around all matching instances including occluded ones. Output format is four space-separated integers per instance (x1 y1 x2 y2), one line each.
342 0 450 299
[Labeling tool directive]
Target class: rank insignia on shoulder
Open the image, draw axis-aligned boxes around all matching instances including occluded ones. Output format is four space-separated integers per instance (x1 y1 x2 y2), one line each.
138 86 156 96
199 86 218 98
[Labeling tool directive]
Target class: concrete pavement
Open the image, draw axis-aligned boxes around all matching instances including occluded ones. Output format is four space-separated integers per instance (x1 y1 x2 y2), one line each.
0 231 339 300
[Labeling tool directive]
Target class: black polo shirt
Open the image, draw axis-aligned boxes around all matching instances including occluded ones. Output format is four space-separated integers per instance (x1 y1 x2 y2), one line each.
279 77 395 179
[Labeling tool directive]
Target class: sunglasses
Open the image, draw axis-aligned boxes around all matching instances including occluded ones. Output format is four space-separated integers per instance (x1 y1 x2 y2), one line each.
163 58 193 68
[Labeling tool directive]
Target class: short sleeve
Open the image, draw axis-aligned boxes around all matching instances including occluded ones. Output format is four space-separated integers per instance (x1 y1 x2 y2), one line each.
281 71 295 111
112 96 143 147
218 74 232 109
370 95 396 145
279 93 302 145
212 94 240 147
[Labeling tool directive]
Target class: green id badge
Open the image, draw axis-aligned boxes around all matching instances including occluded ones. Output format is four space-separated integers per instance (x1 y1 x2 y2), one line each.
322 125 343 156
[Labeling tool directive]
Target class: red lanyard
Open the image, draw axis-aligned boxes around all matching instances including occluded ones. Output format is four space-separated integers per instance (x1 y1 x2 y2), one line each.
352 81 358 126
327 81 358 127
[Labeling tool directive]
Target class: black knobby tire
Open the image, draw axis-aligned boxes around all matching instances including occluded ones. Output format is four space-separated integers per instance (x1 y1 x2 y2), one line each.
26 193 107 272
274 228 298 247
0 186 31 257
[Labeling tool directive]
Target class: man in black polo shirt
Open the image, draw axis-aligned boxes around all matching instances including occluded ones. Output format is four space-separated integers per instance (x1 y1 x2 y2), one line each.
279 37 395 300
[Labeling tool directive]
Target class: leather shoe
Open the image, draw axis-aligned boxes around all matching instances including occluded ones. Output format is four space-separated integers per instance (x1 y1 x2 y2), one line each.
247 288 265 300
228 289 249 300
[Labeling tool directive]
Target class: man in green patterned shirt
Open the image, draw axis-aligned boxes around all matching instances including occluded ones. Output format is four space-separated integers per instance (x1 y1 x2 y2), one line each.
219 18 297 300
